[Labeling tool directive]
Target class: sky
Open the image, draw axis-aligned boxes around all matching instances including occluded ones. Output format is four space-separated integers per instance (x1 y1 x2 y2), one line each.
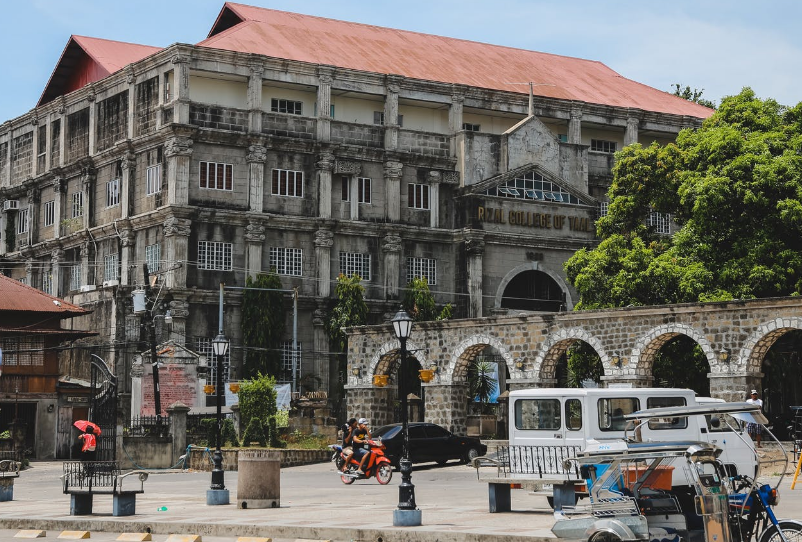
0 0 800 122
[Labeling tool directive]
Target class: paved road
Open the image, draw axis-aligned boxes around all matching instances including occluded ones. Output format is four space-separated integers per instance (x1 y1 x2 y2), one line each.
0 459 800 542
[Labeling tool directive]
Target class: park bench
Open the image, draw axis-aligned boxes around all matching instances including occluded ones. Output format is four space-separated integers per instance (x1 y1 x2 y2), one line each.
61 461 148 516
0 459 21 502
472 444 584 513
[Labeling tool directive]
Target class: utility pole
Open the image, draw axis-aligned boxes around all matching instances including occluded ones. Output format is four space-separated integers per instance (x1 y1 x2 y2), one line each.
143 263 162 424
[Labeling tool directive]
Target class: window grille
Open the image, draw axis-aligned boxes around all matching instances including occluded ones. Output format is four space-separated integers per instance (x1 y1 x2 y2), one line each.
145 243 161 272
195 337 231 385
647 211 672 235
408 183 430 210
42 271 53 295
269 247 303 276
198 241 233 271
484 170 582 204
69 265 81 291
0 337 44 367
271 169 304 197
104 253 119 281
407 257 437 285
598 201 609 218
339 252 371 281
278 341 302 384
199 161 234 191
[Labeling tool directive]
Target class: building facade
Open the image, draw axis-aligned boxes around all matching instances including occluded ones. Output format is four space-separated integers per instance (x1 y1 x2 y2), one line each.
0 3 711 408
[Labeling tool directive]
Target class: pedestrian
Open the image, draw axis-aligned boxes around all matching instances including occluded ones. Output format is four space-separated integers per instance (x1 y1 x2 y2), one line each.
746 389 763 448
78 426 97 462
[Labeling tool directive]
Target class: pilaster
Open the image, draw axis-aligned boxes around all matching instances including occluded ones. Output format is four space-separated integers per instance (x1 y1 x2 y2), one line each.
428 171 440 228
448 94 464 158
382 233 402 299
126 68 136 139
244 221 266 280
80 239 91 286
52 177 65 240
384 79 400 150
624 115 640 147
248 65 264 133
51 248 63 298
81 169 94 230
247 144 267 212
316 67 333 142
162 216 191 287
465 231 485 318
120 152 135 219
31 117 39 177
87 91 96 156
119 227 134 285
383 160 403 222
313 228 334 298
568 107 582 145
164 136 192 206
172 55 191 125
24 259 34 285
316 152 335 219
167 297 189 345
26 187 39 246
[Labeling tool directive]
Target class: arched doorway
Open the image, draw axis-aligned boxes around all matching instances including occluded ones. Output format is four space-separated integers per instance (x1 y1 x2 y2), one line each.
374 349 423 423
757 330 802 440
501 270 565 312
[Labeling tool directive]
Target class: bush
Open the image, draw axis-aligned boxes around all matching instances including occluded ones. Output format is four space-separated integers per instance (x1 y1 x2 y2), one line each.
239 373 278 435
222 418 239 447
267 415 285 448
198 418 239 447
242 418 267 447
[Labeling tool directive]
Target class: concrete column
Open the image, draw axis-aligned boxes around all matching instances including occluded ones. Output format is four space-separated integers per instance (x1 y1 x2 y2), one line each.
26 187 39 246
316 152 334 219
172 56 191 125
167 297 189 345
382 233 402 299
52 177 64 240
384 79 400 150
244 221 265 280
248 65 264 133
427 172 440 228
313 304 330 393
58 113 66 167
162 216 191 287
51 248 63 298
81 170 94 230
165 136 192 206
31 118 40 177
624 116 639 147
316 68 333 142
166 402 190 465
80 239 90 286
709 373 764 403
383 160 403 222
156 70 166 130
119 227 134 286
314 228 334 298
120 152 135 219
568 107 582 145
247 144 266 212
1 125 11 188
465 231 485 318
88 94 96 156
25 260 33 285
127 80 136 139
349 174 359 220
44 115 52 172
448 94 464 158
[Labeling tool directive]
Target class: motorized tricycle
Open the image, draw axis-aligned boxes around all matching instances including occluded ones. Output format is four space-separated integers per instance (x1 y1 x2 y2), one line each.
551 402 801 542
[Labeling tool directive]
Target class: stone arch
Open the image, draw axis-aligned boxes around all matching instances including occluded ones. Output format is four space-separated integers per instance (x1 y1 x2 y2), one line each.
631 323 715 372
447 335 514 385
739 317 802 373
493 262 575 311
534 327 606 380
357 339 427 386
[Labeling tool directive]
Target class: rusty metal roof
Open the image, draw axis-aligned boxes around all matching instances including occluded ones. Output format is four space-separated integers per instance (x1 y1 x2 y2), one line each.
0 273 88 316
38 35 162 107
202 2 712 118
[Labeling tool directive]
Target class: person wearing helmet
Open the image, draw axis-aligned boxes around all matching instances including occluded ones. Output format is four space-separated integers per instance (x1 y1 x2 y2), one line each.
351 418 373 475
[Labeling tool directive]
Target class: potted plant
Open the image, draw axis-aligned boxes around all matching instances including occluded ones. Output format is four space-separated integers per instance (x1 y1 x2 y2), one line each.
466 358 498 436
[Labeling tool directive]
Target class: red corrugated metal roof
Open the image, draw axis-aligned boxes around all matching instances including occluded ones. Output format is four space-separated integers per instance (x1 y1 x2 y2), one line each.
202 2 712 119
0 274 87 315
38 35 161 106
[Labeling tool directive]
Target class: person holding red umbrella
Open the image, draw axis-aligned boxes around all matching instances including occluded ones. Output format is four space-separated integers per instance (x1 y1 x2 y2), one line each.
77 424 98 463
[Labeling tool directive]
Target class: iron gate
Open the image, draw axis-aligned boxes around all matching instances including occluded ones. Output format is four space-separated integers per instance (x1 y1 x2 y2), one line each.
90 354 117 461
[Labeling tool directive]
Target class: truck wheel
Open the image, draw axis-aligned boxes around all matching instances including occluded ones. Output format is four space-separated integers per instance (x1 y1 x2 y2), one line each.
547 494 581 509
758 520 802 542
588 531 622 542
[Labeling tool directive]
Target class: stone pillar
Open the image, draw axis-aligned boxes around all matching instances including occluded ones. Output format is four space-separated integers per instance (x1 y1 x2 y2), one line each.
465 231 485 318
709 373 763 403
384 79 400 150
314 228 334 298
119 227 134 286
120 152 134 219
247 65 264 134
382 233 402 300
25 260 34 285
423 383 471 434
383 160 403 222
316 152 334 219
57 109 67 168
428 171 440 228
448 94 464 158
52 177 64 240
568 107 582 145
349 174 359 220
87 93 96 156
44 115 52 172
244 221 265 280
51 248 63 298
126 72 136 139
166 402 190 465
80 239 91 286
162 216 191 287
313 304 330 393
1 125 10 188
167 298 189 345
81 170 94 230
316 68 333 142
247 144 266 212
345 385 397 428
31 118 40 176
624 116 639 147
165 136 192 206
172 55 191 125
26 187 39 245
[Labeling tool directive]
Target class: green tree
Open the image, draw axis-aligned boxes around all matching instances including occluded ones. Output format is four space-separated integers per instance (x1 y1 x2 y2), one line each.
238 373 278 437
327 274 369 386
241 272 286 378
566 88 802 309
566 342 603 387
402 277 452 321
671 83 716 109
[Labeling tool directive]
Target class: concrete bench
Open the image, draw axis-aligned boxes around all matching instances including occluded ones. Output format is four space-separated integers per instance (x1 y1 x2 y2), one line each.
61 461 148 516
472 444 584 513
0 459 21 502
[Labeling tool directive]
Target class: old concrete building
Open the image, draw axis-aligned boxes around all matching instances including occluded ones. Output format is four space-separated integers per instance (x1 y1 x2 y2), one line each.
0 3 712 412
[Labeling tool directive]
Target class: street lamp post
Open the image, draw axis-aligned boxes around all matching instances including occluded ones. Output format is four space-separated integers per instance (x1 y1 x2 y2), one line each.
207 282 230 506
391 309 422 526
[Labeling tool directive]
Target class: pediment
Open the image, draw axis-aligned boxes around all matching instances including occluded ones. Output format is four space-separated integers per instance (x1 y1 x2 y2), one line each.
464 164 596 207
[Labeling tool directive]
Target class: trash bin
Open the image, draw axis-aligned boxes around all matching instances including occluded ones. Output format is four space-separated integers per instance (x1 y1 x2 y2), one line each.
237 450 280 509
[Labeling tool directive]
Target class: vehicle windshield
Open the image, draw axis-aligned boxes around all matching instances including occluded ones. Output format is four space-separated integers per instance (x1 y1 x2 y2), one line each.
372 425 402 439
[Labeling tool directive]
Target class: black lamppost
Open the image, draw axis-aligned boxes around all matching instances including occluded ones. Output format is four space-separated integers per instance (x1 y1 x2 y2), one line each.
391 309 422 526
207 331 230 505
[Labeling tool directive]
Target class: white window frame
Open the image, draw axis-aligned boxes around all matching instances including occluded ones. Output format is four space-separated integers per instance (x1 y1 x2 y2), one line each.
106 178 121 208
71 192 83 218
16 207 29 234
197 241 233 271
69 265 81 291
146 164 162 196
341 177 371 204
278 340 302 383
42 271 53 295
104 253 119 282
647 211 672 235
599 201 609 218
43 200 55 227
145 243 161 272
271 169 304 198
590 139 617 153
199 161 234 191
339 252 371 281
271 98 302 115
407 257 437 285
462 123 481 132
408 183 430 210
269 247 303 276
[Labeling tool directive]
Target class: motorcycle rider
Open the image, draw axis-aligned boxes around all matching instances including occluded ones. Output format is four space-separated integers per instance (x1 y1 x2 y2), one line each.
351 418 373 475
340 417 358 471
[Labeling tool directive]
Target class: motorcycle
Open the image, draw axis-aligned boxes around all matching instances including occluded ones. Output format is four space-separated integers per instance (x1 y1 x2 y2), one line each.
332 439 393 485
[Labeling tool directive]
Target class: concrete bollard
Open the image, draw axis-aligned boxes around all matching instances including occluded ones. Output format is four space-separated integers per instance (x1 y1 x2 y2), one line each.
237 450 280 509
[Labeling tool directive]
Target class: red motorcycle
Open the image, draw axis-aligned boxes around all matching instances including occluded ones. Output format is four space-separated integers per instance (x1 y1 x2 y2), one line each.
338 439 393 485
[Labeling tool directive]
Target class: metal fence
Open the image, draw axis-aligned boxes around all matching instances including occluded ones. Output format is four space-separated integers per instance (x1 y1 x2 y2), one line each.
500 444 582 478
124 416 171 438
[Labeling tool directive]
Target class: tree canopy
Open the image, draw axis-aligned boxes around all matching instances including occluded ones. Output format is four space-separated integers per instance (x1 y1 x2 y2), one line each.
241 272 286 378
566 89 802 309
671 83 716 109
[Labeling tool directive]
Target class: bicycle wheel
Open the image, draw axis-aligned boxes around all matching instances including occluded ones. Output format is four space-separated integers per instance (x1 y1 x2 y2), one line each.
758 520 802 542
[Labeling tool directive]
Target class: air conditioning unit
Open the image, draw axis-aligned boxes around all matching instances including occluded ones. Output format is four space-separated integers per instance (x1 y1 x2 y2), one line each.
102 280 119 288
79 284 97 293
2 200 20 212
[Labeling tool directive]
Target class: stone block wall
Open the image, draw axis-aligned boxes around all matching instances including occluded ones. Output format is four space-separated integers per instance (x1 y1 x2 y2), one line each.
331 122 383 148
262 113 315 140
189 104 248 132
398 130 449 158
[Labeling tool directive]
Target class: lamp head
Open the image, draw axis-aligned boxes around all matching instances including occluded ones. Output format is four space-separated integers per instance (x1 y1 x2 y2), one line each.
212 333 229 356
391 308 413 340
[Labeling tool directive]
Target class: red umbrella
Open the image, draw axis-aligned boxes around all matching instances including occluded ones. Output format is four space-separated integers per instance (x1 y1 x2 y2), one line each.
73 420 102 436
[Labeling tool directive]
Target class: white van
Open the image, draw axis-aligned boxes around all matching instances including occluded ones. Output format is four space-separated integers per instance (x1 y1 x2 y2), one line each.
508 387 757 477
